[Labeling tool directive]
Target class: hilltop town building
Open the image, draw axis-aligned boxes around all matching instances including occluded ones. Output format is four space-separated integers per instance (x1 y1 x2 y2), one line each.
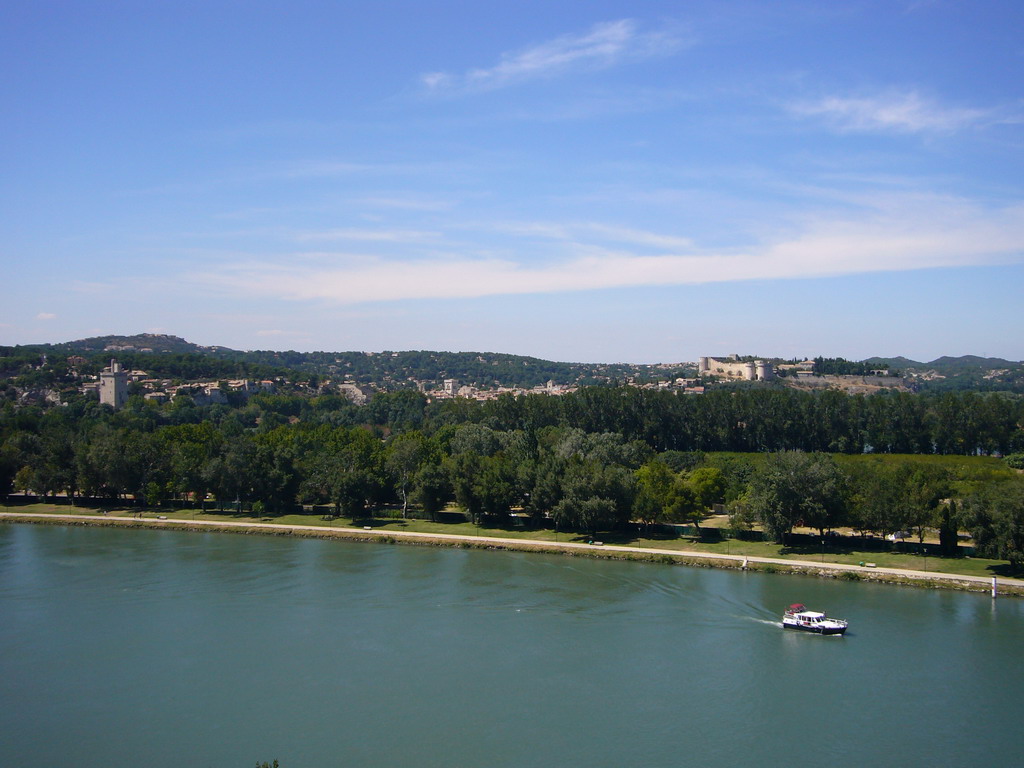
98 359 129 408
698 356 774 381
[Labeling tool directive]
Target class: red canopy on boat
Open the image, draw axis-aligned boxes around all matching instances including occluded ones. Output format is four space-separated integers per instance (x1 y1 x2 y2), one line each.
788 603 806 611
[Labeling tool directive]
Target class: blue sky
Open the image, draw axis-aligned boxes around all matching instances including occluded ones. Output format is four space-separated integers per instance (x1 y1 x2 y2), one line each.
3 0 1023 363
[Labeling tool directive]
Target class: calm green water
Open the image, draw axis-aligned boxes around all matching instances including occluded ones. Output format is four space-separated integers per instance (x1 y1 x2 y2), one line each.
1 525 1021 768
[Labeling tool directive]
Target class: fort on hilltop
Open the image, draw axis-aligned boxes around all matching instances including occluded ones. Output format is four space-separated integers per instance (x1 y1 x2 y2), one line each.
698 356 774 381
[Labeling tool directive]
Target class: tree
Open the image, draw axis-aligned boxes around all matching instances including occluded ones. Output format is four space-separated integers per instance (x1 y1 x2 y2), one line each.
80 427 166 501
448 452 484 524
848 461 903 535
301 432 382 519
748 452 849 542
412 462 451 521
728 501 758 537
848 461 949 542
162 422 224 508
476 454 519 519
203 435 259 512
386 431 426 518
903 466 950 544
523 454 564 525
688 466 726 515
666 479 699 532
668 466 726 537
633 460 676 529
249 433 300 514
938 500 959 556
550 460 634 535
552 495 619 537
964 479 1024 566
0 439 19 497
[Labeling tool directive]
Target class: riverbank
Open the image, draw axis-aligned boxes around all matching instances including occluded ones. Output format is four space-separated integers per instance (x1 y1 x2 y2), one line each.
3 511 1022 597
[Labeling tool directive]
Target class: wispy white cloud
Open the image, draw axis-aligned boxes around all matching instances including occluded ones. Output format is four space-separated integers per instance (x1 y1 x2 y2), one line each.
36 312 57 320
579 223 695 250
792 90 987 133
294 228 442 244
190 199 1024 304
422 19 688 93
495 221 693 250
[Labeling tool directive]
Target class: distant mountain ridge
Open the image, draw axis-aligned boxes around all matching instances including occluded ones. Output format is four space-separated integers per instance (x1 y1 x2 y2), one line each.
52 335 1022 368
31 335 1021 373
5 334 1019 392
927 355 1018 370
862 355 1020 371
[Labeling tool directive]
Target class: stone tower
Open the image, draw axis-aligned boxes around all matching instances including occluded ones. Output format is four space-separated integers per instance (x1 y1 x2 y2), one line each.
99 359 129 409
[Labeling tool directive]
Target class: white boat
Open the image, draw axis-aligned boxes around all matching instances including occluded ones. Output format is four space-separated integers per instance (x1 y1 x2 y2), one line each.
782 604 848 635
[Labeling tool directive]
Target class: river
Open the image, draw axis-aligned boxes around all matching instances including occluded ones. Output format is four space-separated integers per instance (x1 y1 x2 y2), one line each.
1 524 1020 767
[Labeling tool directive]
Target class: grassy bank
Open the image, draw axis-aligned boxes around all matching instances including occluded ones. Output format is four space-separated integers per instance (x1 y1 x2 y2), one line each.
3 501 1020 592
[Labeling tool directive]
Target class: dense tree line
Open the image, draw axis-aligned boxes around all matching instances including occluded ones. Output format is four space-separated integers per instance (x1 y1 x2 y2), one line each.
2 386 1023 562
812 357 894 376
465 387 1024 456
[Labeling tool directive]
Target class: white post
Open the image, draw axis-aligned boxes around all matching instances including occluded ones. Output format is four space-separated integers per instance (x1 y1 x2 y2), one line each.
992 577 997 599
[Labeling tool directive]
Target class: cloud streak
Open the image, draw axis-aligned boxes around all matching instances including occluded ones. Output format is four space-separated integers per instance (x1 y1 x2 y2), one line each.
422 19 687 93
192 200 1024 304
294 228 441 244
792 90 987 133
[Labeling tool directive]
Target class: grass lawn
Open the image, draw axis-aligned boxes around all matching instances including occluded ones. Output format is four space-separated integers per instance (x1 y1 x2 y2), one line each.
4 500 1017 580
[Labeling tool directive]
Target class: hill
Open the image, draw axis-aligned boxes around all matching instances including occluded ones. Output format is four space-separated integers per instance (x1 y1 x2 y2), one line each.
926 355 1018 370
861 356 923 370
868 355 1024 393
10 335 694 390
63 333 234 356
6 335 1023 393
